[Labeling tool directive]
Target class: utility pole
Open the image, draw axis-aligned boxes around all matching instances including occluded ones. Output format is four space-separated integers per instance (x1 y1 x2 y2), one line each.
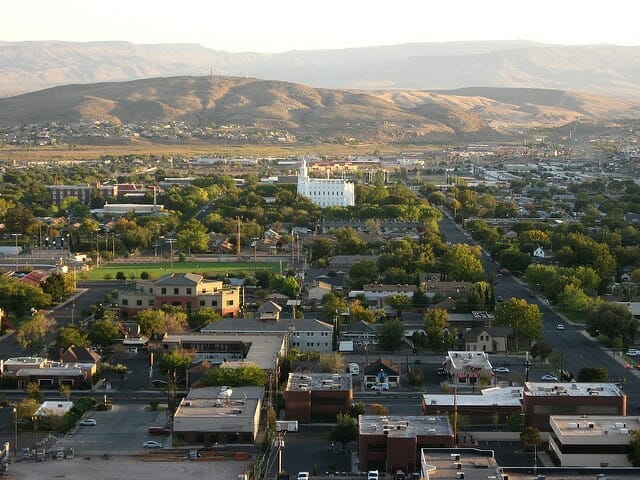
12 406 17 458
236 216 241 261
11 233 22 271
166 238 176 269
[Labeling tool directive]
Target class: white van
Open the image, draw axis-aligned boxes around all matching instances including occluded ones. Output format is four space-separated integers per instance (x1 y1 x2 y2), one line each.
348 363 359 375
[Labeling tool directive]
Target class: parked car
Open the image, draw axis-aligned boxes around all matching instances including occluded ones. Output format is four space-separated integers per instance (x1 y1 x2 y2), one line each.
368 471 379 480
79 418 97 426
556 324 565 330
143 440 163 449
627 349 640 357
541 374 559 382
437 367 447 376
297 472 310 480
493 367 510 373
148 426 170 435
370 383 389 391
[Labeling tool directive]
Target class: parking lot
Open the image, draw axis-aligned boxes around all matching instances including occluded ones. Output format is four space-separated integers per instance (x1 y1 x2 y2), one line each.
53 403 171 455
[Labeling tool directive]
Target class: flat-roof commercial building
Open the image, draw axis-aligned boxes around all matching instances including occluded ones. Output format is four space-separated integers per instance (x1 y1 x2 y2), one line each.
162 332 287 372
549 415 640 467
523 382 626 431
284 373 353 423
444 351 493 389
358 415 454 473
422 387 523 428
173 386 264 447
419 449 501 480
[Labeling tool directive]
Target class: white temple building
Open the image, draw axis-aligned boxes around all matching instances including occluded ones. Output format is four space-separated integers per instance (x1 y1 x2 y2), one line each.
297 158 355 207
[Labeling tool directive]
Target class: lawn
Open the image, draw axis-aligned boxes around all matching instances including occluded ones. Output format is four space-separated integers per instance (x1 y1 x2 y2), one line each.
84 260 281 280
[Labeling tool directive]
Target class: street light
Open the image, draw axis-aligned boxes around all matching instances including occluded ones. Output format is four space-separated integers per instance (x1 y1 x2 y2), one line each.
11 233 22 271
12 406 18 458
32 415 38 450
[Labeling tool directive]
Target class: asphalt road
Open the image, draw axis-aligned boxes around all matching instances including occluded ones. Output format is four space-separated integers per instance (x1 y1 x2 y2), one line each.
439 212 640 409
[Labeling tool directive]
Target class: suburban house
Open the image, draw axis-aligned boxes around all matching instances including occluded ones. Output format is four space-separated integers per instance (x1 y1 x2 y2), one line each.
358 415 454 473
284 373 353 423
172 386 264 447
363 358 401 389
350 284 418 308
463 326 512 353
118 273 241 320
58 346 101 376
257 301 282 321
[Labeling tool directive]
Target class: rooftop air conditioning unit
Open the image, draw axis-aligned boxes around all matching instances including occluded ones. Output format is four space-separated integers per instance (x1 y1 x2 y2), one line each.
451 453 460 461
456 472 465 479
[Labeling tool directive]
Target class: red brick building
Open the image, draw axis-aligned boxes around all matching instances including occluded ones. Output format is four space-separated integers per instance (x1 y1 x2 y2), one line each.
358 415 454 473
523 382 627 431
284 373 353 423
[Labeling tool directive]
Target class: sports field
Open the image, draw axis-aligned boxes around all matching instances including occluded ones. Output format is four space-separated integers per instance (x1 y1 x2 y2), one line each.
85 260 282 280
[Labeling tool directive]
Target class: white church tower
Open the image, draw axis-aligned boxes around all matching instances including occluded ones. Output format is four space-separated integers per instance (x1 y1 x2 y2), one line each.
297 158 355 208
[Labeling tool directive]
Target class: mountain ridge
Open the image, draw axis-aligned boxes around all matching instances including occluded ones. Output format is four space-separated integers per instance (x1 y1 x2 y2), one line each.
1 40 639 99
1 76 637 142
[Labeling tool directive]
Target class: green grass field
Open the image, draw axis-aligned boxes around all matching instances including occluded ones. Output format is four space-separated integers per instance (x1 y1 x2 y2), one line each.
84 260 282 280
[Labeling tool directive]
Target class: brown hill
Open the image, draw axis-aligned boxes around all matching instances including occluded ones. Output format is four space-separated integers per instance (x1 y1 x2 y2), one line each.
0 76 638 141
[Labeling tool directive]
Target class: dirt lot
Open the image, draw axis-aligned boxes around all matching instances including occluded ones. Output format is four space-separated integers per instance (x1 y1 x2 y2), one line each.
8 455 249 480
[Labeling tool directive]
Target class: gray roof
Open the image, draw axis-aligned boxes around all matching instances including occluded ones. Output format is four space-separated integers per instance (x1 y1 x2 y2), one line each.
341 320 376 334
154 272 203 285
173 386 264 434
201 317 332 334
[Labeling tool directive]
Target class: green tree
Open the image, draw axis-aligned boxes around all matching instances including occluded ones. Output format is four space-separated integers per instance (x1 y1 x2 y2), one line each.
26 382 44 403
376 319 405 351
188 307 222 330
15 313 56 353
321 293 349 323
59 384 72 401
530 341 552 362
385 294 412 318
202 363 267 387
348 260 380 290
41 272 76 302
587 302 638 345
348 402 366 419
328 413 358 452
55 326 89 349
136 309 167 337
493 298 543 350
87 314 121 347
423 308 455 352
158 351 193 379
577 367 609 382
177 219 209 254
440 243 484 281
0 276 52 319
520 426 541 451
319 353 346 373
407 367 425 387
628 430 640 466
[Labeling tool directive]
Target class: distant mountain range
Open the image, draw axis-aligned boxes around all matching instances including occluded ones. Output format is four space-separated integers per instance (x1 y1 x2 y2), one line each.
1 75 637 142
0 40 639 100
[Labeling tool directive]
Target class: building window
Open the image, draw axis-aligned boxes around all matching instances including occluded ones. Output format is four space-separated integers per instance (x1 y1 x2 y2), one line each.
122 299 128 305
161 288 166 294
148 300 154 306
212 301 218 307
226 300 234 306
136 300 142 306
174 288 179 295
186 288 192 295
149 288 153 293
200 300 205 306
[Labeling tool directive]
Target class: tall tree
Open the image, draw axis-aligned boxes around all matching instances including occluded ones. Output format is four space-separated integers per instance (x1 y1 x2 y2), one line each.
440 243 484 281
493 298 543 349
16 313 56 353
587 302 638 345
328 413 358 452
376 319 405 351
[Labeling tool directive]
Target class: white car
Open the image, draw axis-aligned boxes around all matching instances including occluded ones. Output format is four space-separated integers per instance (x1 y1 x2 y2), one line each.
79 418 96 426
541 374 559 382
143 440 163 449
370 383 389 391
556 324 565 330
368 471 379 480
627 350 640 357
493 367 510 373
297 472 310 480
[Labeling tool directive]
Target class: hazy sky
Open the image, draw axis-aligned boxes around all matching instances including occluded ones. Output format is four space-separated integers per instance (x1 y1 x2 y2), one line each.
6 0 640 52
